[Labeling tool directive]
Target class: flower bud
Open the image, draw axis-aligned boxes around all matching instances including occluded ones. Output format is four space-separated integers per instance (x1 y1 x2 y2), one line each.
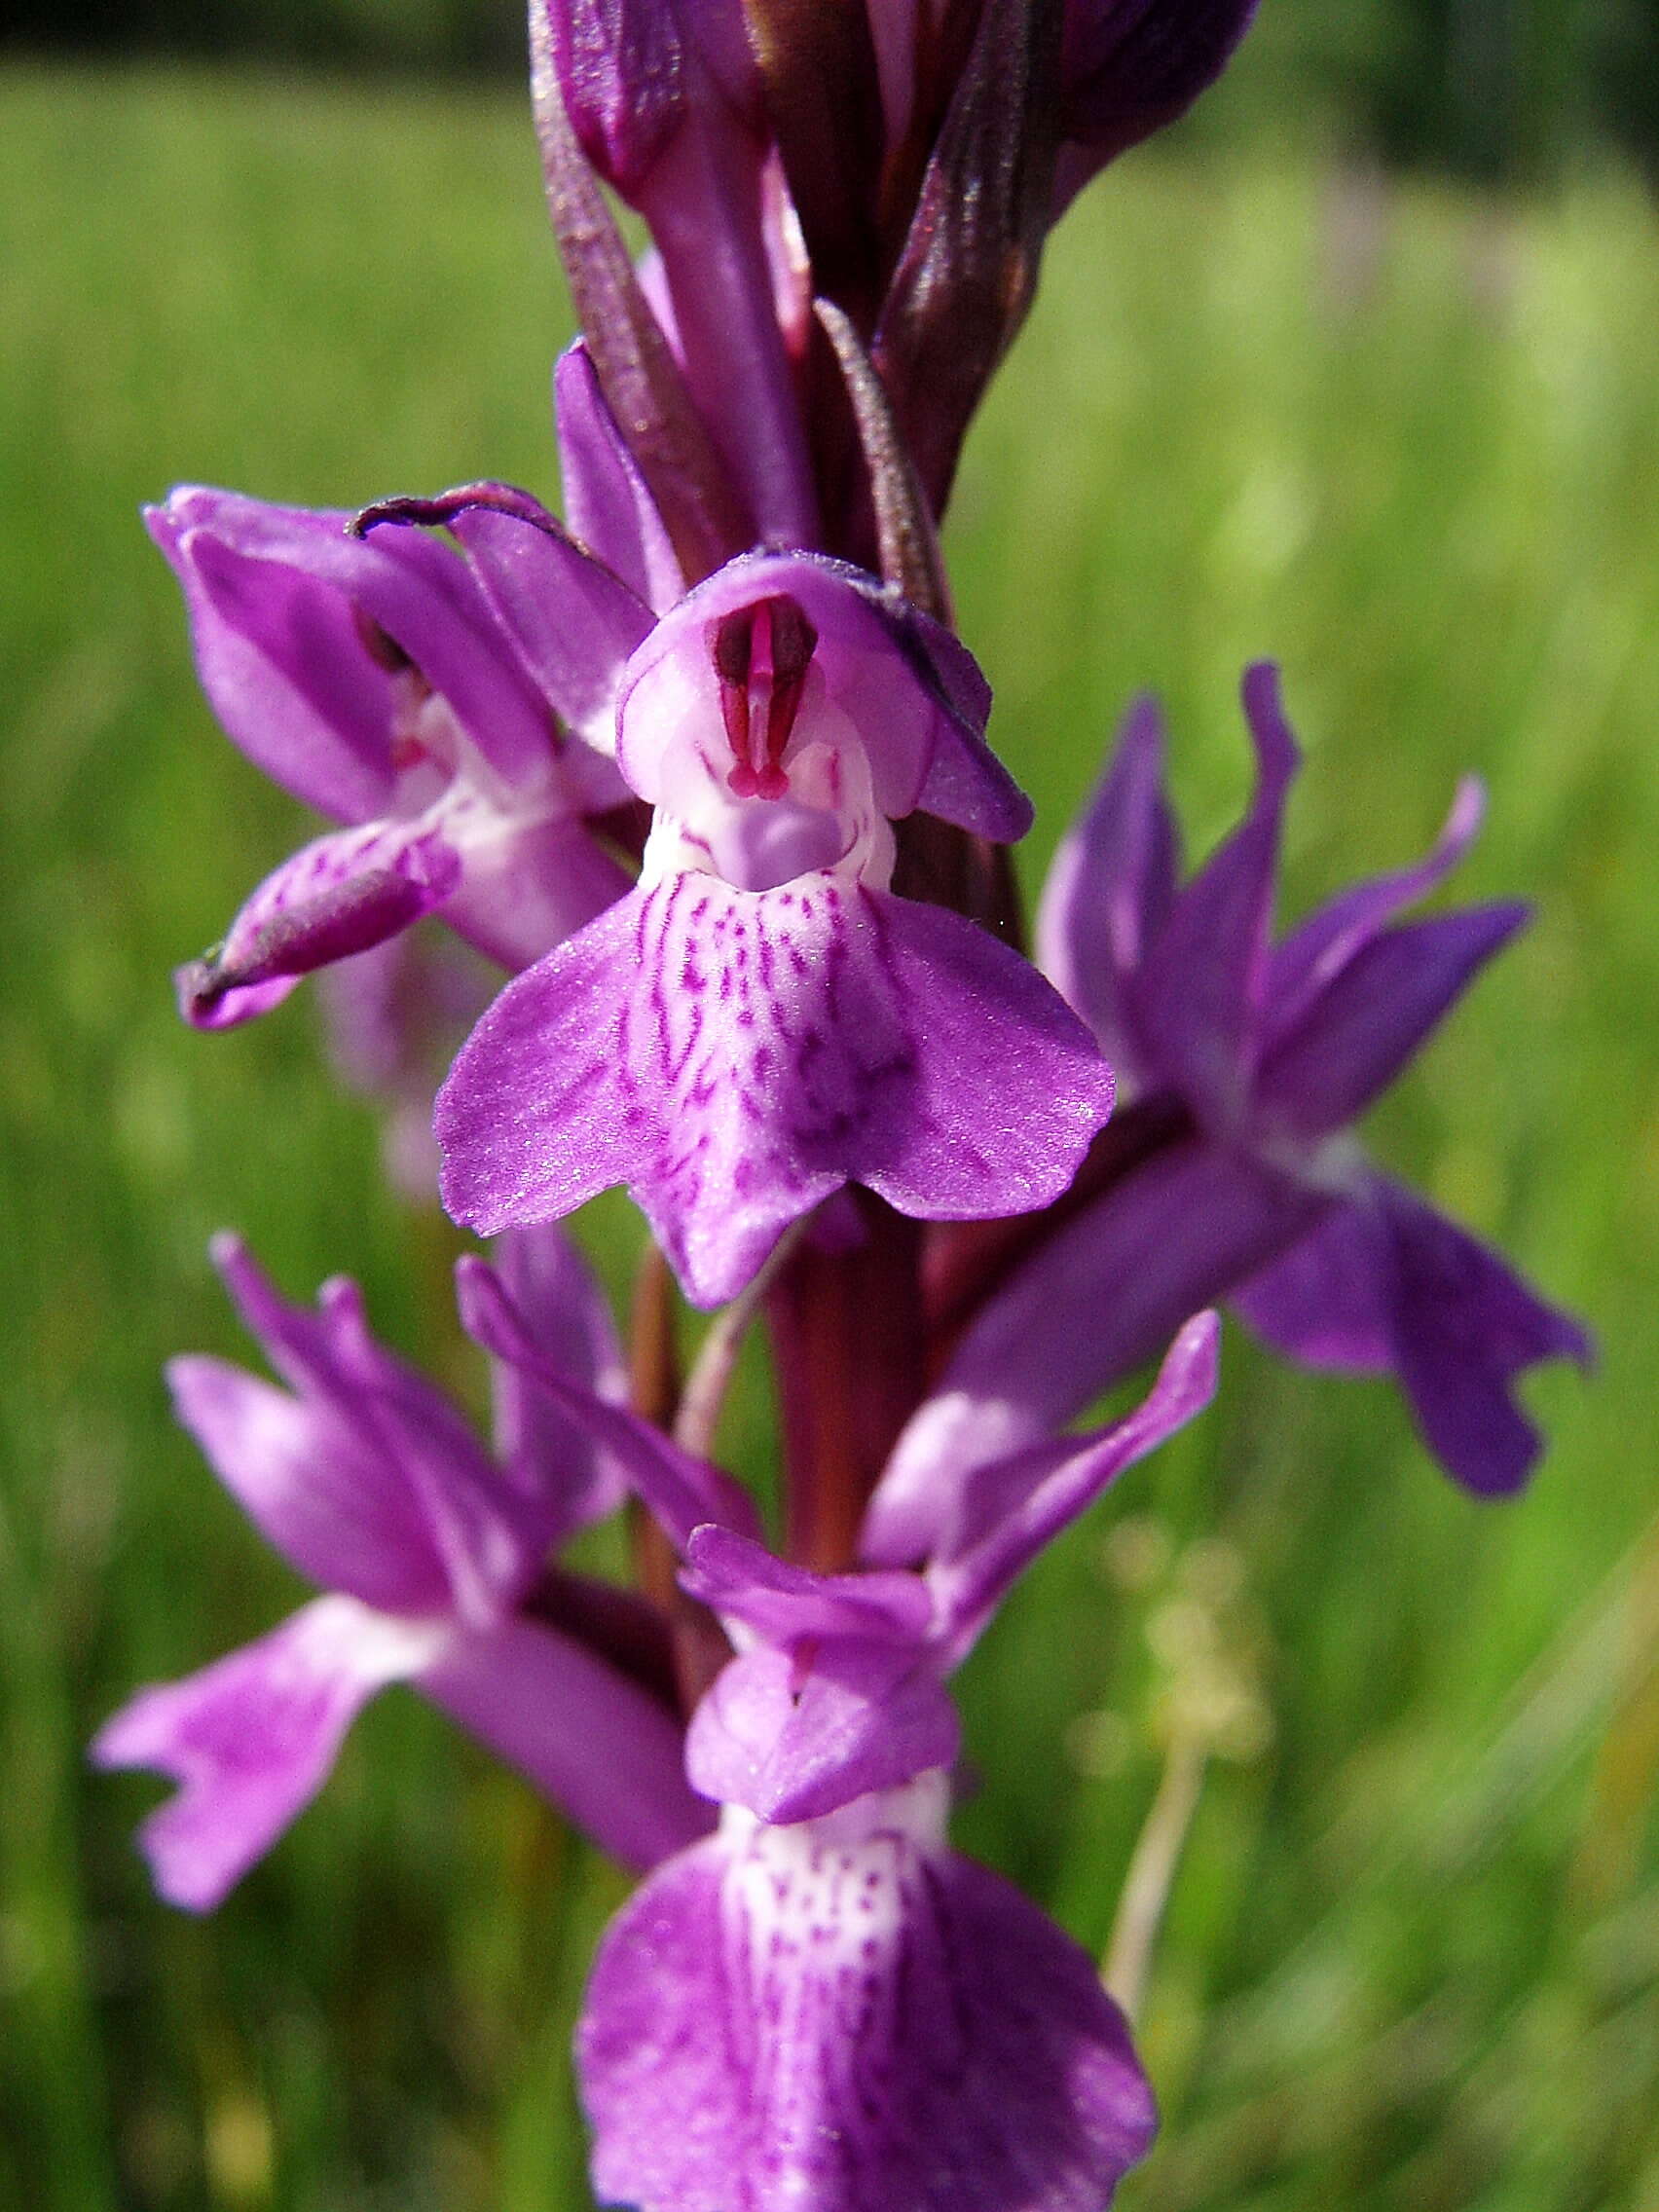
1055 0 1261 209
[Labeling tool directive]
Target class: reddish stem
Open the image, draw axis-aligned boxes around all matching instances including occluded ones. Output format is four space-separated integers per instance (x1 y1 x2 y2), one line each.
626 1243 733 1713
768 1194 927 1572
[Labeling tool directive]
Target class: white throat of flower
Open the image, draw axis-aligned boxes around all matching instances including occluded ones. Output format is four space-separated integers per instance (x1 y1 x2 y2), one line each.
388 679 575 856
719 1767 951 1862
636 599 899 898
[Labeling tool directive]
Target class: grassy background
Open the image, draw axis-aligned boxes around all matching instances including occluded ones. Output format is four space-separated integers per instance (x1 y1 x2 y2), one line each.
1 58 1655 2212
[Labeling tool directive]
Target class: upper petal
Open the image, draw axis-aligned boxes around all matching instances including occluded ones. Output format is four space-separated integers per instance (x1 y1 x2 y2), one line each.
154 487 557 793
356 482 654 752
167 1355 451 1613
682 1524 934 1646
578 1781 1158 2212
146 493 397 822
1036 691 1179 1082
206 1236 549 1624
1263 775 1486 1046
1128 660 1299 1130
1253 902 1530 1141
684 1639 960 1824
92 1596 440 1911
615 550 1024 840
556 341 686 614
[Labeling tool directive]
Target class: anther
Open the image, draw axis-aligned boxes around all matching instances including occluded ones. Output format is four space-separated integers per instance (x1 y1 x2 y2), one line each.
713 608 757 794
710 597 819 801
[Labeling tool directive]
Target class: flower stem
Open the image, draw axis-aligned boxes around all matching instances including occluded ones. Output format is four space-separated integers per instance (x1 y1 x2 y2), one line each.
673 1223 804 1462
1102 1733 1208 2027
768 1197 926 1571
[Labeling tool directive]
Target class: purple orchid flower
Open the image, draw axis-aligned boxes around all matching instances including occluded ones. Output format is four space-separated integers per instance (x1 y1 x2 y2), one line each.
147 352 682 1030
434 545 1115 1308
461 1252 1221 2211
867 667 1589 1549
93 1228 715 1908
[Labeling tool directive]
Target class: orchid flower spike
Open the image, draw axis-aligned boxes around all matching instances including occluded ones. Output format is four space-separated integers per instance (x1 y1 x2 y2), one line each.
93 1229 710 1908
461 1249 1221 2212
435 547 1115 1307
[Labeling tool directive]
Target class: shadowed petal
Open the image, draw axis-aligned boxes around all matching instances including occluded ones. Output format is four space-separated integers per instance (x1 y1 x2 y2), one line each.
488 1225 630 1538
1264 776 1486 1045
439 807 635 975
1254 903 1530 1140
92 1597 442 1911
579 1778 1158 2212
1036 691 1179 1080
1238 1176 1591 1494
1233 1194 1393 1372
455 1255 759 1547
1373 1178 1593 1496
1057 0 1260 200
1129 661 1299 1130
545 0 686 198
871 0 1065 516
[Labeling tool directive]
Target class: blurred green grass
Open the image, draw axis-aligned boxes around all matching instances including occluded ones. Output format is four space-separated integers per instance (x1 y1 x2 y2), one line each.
1 56 1655 2212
